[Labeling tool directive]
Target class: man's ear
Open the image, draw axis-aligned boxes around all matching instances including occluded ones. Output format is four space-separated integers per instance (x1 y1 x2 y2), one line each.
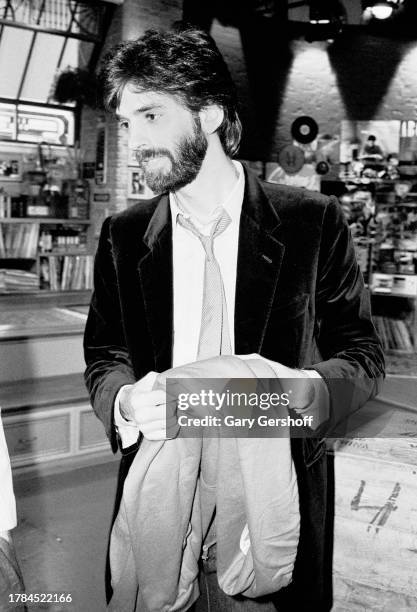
199 105 224 135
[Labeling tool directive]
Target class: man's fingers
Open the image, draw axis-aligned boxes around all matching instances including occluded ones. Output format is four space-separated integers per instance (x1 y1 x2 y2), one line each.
143 431 177 441
140 419 166 434
130 388 166 406
132 403 166 424
141 421 179 441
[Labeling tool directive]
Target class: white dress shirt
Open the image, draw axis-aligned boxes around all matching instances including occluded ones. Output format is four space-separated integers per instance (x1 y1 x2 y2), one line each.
114 161 328 446
170 160 243 366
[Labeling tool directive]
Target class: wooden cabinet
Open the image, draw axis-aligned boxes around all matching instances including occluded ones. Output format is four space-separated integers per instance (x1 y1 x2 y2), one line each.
3 404 110 468
0 302 112 472
5 410 71 464
79 407 110 452
1 376 113 471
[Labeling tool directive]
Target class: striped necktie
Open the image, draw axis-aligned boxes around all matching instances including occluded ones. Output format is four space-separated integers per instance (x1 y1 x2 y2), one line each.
178 211 232 359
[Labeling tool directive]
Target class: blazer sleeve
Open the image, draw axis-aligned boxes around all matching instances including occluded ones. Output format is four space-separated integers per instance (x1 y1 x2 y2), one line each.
311 195 385 433
84 217 137 452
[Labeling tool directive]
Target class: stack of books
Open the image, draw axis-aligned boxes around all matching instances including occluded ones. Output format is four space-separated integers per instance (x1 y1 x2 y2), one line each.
373 316 414 352
0 223 39 258
0 269 39 292
39 255 93 291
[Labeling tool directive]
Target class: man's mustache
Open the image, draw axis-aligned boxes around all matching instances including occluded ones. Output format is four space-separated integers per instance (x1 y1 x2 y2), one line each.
135 148 174 165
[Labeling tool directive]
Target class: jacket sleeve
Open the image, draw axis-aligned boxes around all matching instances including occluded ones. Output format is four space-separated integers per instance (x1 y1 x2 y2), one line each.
311 195 385 434
84 217 137 452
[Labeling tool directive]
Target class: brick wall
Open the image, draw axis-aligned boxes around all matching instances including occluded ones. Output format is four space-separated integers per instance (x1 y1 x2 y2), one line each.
80 0 181 229
81 1 417 231
211 21 417 160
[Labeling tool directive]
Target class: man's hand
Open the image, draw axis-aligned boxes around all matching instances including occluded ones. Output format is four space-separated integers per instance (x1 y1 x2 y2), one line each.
238 354 316 411
154 356 262 422
118 379 178 441
118 358 254 441
156 354 258 382
154 354 258 394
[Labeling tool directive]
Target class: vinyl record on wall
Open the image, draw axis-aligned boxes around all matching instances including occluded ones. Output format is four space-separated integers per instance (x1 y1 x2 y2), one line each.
278 144 305 175
316 161 329 175
291 116 319 144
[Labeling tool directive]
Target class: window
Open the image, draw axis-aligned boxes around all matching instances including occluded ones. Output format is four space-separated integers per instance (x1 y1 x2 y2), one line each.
0 102 74 145
0 0 116 143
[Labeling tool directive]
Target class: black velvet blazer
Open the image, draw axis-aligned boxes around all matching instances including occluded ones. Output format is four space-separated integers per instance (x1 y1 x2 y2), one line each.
84 165 384 610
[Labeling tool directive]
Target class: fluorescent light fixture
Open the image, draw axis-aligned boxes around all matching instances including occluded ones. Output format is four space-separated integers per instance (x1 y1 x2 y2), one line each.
307 0 345 41
371 3 394 19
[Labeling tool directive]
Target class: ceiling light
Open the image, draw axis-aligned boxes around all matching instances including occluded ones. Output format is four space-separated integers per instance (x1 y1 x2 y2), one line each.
362 0 403 21
309 0 340 24
307 0 345 41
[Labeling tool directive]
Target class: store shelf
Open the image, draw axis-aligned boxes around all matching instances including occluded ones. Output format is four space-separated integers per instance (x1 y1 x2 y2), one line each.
0 217 91 224
0 201 93 293
39 250 88 256
371 290 417 299
0 289 92 307
0 256 36 261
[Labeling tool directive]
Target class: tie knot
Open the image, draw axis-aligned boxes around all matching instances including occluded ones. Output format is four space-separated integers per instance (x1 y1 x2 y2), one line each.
212 212 232 238
178 210 231 260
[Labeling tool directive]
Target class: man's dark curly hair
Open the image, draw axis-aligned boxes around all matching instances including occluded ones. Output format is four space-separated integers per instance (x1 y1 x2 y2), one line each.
98 25 242 157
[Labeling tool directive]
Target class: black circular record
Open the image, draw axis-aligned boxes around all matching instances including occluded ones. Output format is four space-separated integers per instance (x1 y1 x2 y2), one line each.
316 161 329 175
291 116 319 144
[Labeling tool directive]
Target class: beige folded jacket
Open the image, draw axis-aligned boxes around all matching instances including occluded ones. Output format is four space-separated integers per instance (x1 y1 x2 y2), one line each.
108 365 300 612
108 406 299 612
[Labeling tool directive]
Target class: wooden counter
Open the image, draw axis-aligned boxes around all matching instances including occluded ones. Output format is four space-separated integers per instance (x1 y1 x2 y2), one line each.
0 302 113 473
330 376 417 611
0 306 88 383
0 373 112 473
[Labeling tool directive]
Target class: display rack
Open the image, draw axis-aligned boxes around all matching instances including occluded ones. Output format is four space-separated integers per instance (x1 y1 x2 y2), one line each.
0 218 93 294
336 177 417 354
0 174 93 297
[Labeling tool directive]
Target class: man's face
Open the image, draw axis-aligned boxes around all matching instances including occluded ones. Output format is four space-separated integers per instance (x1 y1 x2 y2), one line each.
117 87 208 193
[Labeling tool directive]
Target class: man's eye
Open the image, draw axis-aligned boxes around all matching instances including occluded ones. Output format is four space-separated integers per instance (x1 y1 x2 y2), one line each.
119 120 129 129
145 113 160 122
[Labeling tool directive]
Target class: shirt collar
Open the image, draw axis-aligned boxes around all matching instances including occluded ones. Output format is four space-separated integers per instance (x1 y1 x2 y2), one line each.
169 160 244 234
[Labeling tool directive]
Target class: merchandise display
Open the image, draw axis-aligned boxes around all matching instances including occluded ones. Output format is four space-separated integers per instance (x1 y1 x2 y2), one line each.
0 149 93 295
334 175 417 353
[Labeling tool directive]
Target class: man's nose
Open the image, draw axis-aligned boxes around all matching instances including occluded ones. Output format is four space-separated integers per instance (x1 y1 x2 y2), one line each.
128 122 150 150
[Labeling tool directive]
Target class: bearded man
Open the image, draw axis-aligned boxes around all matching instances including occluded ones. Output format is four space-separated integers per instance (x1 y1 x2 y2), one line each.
84 25 384 612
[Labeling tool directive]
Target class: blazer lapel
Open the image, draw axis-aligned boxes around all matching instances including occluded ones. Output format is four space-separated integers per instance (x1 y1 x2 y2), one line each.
135 168 285 368
137 195 173 371
234 168 285 355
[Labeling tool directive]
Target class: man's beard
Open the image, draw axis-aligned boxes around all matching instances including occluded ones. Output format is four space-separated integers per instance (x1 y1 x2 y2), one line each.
134 119 208 193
